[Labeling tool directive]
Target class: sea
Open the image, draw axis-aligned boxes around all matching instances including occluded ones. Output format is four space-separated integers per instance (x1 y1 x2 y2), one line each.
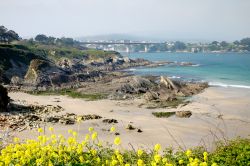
123 52 250 89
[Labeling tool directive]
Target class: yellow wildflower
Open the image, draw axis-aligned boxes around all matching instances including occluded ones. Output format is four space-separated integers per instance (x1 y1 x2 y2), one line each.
49 126 54 132
154 143 161 152
137 159 144 166
89 127 94 132
91 132 98 140
179 159 184 164
154 154 161 163
114 137 121 145
137 149 143 156
37 128 43 133
110 126 116 133
186 149 192 157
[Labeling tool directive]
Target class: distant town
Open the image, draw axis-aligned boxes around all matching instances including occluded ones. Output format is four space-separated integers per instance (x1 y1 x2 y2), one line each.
79 38 250 53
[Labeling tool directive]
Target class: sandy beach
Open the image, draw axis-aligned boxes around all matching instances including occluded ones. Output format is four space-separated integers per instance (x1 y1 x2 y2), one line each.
8 87 250 150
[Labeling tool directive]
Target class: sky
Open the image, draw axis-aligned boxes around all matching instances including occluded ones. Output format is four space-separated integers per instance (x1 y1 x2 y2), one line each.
0 0 250 41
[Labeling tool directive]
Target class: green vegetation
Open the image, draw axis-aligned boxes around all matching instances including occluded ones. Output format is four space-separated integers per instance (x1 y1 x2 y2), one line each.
146 99 188 109
0 126 249 166
152 111 175 118
30 89 108 101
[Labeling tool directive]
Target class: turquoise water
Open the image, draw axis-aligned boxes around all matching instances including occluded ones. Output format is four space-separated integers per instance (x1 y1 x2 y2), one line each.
124 52 250 88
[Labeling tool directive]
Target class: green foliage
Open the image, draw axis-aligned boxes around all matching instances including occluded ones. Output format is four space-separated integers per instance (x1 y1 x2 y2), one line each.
30 89 107 101
209 138 250 166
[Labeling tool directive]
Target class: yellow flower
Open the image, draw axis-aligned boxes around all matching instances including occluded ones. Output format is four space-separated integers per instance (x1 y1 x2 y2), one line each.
13 137 20 143
89 127 94 132
179 159 184 164
68 129 73 134
162 158 168 163
204 155 208 161
91 132 98 140
110 126 116 133
85 134 90 141
114 137 121 145
154 144 161 152
111 159 118 166
186 149 192 157
73 131 78 137
154 154 161 163
49 127 54 132
79 156 84 163
125 164 130 166
137 159 144 166
211 163 218 166
200 162 208 166
37 128 43 133
137 149 143 156
203 151 208 157
77 116 82 123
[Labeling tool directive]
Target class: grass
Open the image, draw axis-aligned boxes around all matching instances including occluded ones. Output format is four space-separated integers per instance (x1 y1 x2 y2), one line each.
152 111 175 118
29 89 108 101
146 98 188 109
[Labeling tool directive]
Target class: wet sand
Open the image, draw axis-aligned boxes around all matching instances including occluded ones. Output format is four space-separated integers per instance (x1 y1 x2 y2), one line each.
8 87 250 150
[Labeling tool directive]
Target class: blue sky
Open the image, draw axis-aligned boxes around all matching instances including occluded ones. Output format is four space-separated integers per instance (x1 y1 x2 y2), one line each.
0 0 250 41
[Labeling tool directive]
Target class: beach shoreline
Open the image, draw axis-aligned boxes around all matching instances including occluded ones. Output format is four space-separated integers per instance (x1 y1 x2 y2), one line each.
5 86 250 150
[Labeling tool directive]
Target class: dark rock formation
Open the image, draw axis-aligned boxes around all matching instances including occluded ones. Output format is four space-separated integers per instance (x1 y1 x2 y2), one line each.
0 85 10 112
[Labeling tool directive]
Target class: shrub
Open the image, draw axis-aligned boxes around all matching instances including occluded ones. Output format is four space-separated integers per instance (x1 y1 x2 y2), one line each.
0 127 249 166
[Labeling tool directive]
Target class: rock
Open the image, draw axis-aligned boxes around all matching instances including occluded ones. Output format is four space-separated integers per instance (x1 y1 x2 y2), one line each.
144 91 159 101
45 116 60 123
175 111 192 118
10 76 23 85
59 118 75 125
160 76 180 91
102 119 118 124
0 85 10 112
126 124 136 130
137 129 143 133
115 132 120 135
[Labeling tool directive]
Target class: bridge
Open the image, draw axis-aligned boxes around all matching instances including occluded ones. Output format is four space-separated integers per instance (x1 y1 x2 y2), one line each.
80 41 165 53
80 41 163 45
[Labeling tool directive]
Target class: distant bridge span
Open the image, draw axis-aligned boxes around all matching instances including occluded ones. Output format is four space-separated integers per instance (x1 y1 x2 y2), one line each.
80 42 164 45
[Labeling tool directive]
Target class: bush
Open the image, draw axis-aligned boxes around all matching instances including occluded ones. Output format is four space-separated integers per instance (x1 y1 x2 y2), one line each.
0 126 249 166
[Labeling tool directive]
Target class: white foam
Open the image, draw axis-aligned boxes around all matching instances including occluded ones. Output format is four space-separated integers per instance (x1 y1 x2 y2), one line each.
209 82 250 89
169 76 181 79
128 68 136 71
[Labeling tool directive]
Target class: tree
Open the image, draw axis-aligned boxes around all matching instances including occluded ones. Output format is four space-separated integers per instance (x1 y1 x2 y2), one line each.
0 26 20 43
240 38 250 46
35 34 49 43
220 41 228 47
173 41 186 50
211 41 219 45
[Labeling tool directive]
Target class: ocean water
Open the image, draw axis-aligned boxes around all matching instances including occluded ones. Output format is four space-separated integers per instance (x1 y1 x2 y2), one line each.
124 52 250 89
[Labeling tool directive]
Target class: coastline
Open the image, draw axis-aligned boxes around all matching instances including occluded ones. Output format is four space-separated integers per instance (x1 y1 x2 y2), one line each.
7 86 250 150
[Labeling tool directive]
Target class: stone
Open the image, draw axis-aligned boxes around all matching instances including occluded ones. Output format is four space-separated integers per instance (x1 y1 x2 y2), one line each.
175 111 192 118
102 119 118 124
126 124 136 130
0 85 10 112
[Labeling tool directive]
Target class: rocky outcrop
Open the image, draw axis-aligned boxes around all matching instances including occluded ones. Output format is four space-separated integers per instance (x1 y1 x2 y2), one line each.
0 85 10 112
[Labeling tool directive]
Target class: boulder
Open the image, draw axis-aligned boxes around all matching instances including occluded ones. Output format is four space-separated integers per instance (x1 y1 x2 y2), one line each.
144 91 159 101
0 85 10 112
175 111 192 118
11 76 23 85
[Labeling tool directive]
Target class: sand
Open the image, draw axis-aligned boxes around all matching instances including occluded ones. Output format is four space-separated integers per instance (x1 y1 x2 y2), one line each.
7 87 250 150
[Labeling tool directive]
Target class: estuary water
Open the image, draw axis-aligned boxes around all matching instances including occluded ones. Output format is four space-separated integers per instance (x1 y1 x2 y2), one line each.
125 52 250 89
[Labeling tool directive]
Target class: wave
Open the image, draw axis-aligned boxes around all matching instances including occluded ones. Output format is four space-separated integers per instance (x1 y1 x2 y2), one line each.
128 68 136 71
209 82 250 89
169 76 181 79
191 64 200 67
